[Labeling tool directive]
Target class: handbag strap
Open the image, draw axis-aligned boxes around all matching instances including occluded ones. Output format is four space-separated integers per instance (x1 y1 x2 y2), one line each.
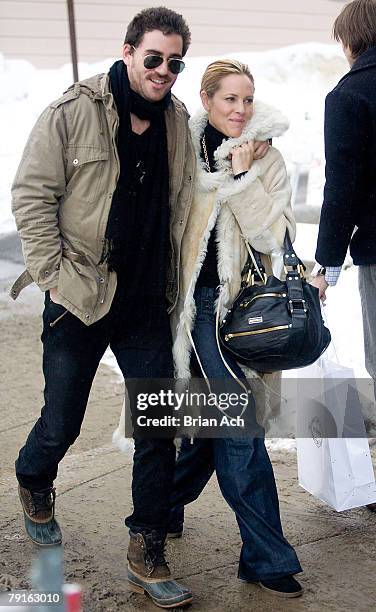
234 214 308 323
283 231 306 273
241 238 266 286
281 230 308 326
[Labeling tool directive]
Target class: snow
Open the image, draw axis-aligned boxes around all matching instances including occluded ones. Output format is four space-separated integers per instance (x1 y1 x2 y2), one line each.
1 43 373 446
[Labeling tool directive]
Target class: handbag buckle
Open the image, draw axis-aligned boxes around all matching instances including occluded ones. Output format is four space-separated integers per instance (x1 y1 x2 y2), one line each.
288 298 307 314
242 268 267 287
247 272 268 287
284 263 305 278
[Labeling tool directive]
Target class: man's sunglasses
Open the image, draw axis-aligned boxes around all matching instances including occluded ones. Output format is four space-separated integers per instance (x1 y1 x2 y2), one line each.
131 46 185 75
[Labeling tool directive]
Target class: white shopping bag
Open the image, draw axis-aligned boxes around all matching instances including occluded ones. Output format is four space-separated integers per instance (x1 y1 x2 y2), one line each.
296 354 376 511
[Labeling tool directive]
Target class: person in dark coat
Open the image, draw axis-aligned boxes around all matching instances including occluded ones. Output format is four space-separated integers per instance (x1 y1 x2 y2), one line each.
312 0 376 512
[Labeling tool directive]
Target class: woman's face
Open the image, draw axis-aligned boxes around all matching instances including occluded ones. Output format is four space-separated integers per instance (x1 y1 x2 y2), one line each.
201 74 254 138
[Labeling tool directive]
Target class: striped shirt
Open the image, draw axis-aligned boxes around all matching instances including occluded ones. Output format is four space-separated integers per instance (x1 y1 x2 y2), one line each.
311 262 341 286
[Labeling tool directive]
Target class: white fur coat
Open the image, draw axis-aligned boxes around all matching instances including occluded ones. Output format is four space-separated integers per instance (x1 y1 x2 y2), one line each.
172 101 296 384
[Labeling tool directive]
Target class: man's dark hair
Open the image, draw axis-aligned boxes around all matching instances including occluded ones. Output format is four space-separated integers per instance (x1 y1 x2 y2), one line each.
124 6 191 57
333 0 376 59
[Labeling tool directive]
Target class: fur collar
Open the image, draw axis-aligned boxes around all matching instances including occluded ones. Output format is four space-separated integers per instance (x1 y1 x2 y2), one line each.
189 100 289 176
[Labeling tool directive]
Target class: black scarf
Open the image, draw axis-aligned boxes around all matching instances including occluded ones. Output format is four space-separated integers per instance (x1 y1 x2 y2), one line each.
103 60 171 277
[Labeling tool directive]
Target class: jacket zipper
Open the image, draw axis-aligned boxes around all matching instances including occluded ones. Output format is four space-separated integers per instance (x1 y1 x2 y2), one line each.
239 292 287 308
97 109 119 317
168 121 195 315
224 323 292 341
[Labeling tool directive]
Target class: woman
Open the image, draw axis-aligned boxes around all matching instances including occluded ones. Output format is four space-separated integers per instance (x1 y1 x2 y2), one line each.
168 59 303 597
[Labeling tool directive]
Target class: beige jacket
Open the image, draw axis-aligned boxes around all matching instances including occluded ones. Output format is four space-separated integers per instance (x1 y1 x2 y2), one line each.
10 73 195 325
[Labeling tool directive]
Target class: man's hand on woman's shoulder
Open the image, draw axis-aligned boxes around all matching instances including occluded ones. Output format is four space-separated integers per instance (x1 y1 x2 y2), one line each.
253 140 270 160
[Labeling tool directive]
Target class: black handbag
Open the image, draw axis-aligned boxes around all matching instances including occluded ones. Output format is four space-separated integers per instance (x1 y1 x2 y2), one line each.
218 232 331 373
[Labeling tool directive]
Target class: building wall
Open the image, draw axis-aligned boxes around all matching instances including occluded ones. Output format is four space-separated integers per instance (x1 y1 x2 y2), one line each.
0 0 346 68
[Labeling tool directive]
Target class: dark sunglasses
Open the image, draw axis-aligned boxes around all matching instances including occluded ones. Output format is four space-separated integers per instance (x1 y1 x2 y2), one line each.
131 46 185 75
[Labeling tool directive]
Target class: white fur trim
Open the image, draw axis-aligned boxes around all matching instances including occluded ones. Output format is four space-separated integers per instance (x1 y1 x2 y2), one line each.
112 404 128 452
215 205 237 283
112 401 135 453
173 199 222 379
112 428 133 453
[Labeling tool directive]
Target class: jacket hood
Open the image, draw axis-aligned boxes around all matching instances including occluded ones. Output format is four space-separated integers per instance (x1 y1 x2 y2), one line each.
189 100 289 166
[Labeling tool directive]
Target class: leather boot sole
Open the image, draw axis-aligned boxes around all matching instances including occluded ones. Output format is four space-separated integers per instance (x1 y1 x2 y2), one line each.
128 567 192 608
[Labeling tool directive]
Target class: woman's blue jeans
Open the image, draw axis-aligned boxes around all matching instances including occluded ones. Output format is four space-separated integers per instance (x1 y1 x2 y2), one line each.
170 286 302 581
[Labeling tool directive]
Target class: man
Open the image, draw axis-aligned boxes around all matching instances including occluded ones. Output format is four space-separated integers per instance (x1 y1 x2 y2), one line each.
11 7 195 608
312 0 376 512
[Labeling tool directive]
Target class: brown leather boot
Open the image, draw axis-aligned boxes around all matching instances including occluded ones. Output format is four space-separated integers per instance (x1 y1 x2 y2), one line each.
18 485 62 546
127 530 192 608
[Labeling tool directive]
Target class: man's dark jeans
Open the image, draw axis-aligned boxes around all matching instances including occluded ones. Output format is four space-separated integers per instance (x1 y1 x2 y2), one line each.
169 287 302 581
16 285 175 534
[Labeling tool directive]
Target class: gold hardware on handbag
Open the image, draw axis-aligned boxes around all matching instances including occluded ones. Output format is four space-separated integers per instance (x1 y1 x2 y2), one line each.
224 324 292 341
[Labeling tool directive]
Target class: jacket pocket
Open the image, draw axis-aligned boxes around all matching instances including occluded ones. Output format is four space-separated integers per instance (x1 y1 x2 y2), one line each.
46 295 69 327
65 145 109 203
57 255 100 320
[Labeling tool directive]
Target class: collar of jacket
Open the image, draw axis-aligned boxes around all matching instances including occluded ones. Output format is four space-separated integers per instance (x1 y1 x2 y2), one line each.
189 100 288 181
337 46 376 85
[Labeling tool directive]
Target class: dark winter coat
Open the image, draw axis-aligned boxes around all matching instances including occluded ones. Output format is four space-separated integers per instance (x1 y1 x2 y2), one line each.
316 46 376 266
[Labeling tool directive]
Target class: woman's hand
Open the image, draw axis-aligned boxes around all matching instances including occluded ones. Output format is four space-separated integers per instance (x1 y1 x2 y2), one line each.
230 140 255 175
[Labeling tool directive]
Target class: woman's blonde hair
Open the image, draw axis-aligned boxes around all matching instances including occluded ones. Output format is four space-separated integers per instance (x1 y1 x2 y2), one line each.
200 59 254 98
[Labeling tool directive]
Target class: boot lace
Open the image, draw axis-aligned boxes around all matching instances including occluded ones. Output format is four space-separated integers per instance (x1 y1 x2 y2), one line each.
31 487 56 516
144 531 169 571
